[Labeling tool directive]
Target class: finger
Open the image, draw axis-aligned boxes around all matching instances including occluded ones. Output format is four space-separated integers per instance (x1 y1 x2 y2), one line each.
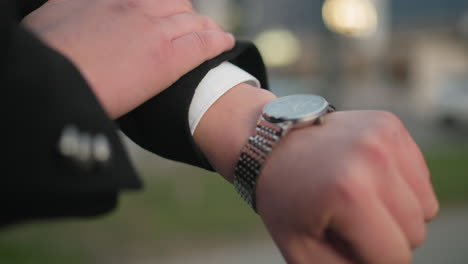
162 12 224 40
277 235 353 264
171 30 235 71
143 0 193 17
330 190 412 264
379 163 427 249
45 0 67 5
396 128 440 222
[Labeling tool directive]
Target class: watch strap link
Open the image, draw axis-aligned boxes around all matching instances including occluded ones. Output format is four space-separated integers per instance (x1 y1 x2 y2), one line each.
234 119 283 211
234 99 336 212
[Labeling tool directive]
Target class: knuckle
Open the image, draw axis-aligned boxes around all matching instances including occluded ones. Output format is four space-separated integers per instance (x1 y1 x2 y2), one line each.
202 16 219 29
332 172 371 205
184 0 193 7
179 0 194 11
355 134 391 169
375 111 405 135
355 111 406 158
192 31 209 51
114 0 142 10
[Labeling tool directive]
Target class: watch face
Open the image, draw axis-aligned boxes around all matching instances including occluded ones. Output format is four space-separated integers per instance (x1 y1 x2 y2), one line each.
263 94 329 122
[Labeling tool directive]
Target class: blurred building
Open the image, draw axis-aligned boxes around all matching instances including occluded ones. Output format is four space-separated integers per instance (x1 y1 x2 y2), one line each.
193 0 468 123
389 1 468 122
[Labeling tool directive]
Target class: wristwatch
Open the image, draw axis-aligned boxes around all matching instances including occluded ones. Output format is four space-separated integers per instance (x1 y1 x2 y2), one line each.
233 94 336 211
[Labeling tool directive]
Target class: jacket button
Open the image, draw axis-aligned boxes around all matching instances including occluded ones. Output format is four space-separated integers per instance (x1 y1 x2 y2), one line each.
93 134 111 164
58 125 80 159
58 125 111 169
77 132 93 167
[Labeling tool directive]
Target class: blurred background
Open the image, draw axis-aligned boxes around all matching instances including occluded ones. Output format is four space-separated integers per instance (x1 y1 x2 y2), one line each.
1 0 468 263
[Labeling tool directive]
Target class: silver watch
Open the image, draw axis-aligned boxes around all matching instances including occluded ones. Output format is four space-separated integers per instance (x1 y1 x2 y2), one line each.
234 94 336 211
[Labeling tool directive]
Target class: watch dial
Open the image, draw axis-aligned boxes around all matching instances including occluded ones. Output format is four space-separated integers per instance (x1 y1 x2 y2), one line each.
263 94 328 121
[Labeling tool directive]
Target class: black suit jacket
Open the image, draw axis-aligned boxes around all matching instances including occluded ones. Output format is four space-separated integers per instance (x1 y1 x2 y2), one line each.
1 0 268 227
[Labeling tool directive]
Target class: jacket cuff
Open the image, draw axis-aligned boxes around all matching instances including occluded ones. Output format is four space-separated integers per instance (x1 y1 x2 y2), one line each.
118 41 269 171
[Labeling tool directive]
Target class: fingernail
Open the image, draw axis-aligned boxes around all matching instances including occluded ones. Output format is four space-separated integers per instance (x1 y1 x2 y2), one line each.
227 33 235 42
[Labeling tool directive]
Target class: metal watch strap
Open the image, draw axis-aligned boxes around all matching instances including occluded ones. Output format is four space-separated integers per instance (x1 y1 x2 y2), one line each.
234 105 336 212
234 119 283 212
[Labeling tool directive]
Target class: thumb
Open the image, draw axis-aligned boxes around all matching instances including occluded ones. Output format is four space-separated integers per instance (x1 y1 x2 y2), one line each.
171 30 235 73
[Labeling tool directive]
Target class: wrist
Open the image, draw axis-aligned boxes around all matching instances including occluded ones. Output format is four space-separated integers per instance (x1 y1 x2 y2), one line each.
193 83 276 182
233 94 335 210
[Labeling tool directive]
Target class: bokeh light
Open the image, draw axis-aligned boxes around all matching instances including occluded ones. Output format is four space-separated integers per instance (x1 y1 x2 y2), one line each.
254 28 301 67
322 0 378 37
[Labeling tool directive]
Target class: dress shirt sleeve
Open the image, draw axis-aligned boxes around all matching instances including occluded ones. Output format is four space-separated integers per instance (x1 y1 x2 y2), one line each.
189 62 260 135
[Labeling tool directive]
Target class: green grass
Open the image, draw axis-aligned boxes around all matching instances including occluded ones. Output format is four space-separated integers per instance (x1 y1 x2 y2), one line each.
0 145 467 264
425 145 468 206
0 246 85 264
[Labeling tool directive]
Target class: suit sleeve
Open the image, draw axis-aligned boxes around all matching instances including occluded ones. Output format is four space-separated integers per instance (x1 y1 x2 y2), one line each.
118 41 269 171
16 0 48 18
15 0 270 173
1 2 141 227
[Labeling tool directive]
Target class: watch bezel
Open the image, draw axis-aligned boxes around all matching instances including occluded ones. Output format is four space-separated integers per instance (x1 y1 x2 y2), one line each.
262 94 330 124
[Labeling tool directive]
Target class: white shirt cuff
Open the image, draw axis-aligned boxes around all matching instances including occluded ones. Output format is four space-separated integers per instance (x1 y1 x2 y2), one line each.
189 62 261 135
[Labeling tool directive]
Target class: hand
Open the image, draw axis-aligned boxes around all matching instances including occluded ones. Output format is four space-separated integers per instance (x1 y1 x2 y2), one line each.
257 111 439 264
194 84 439 264
22 0 235 118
